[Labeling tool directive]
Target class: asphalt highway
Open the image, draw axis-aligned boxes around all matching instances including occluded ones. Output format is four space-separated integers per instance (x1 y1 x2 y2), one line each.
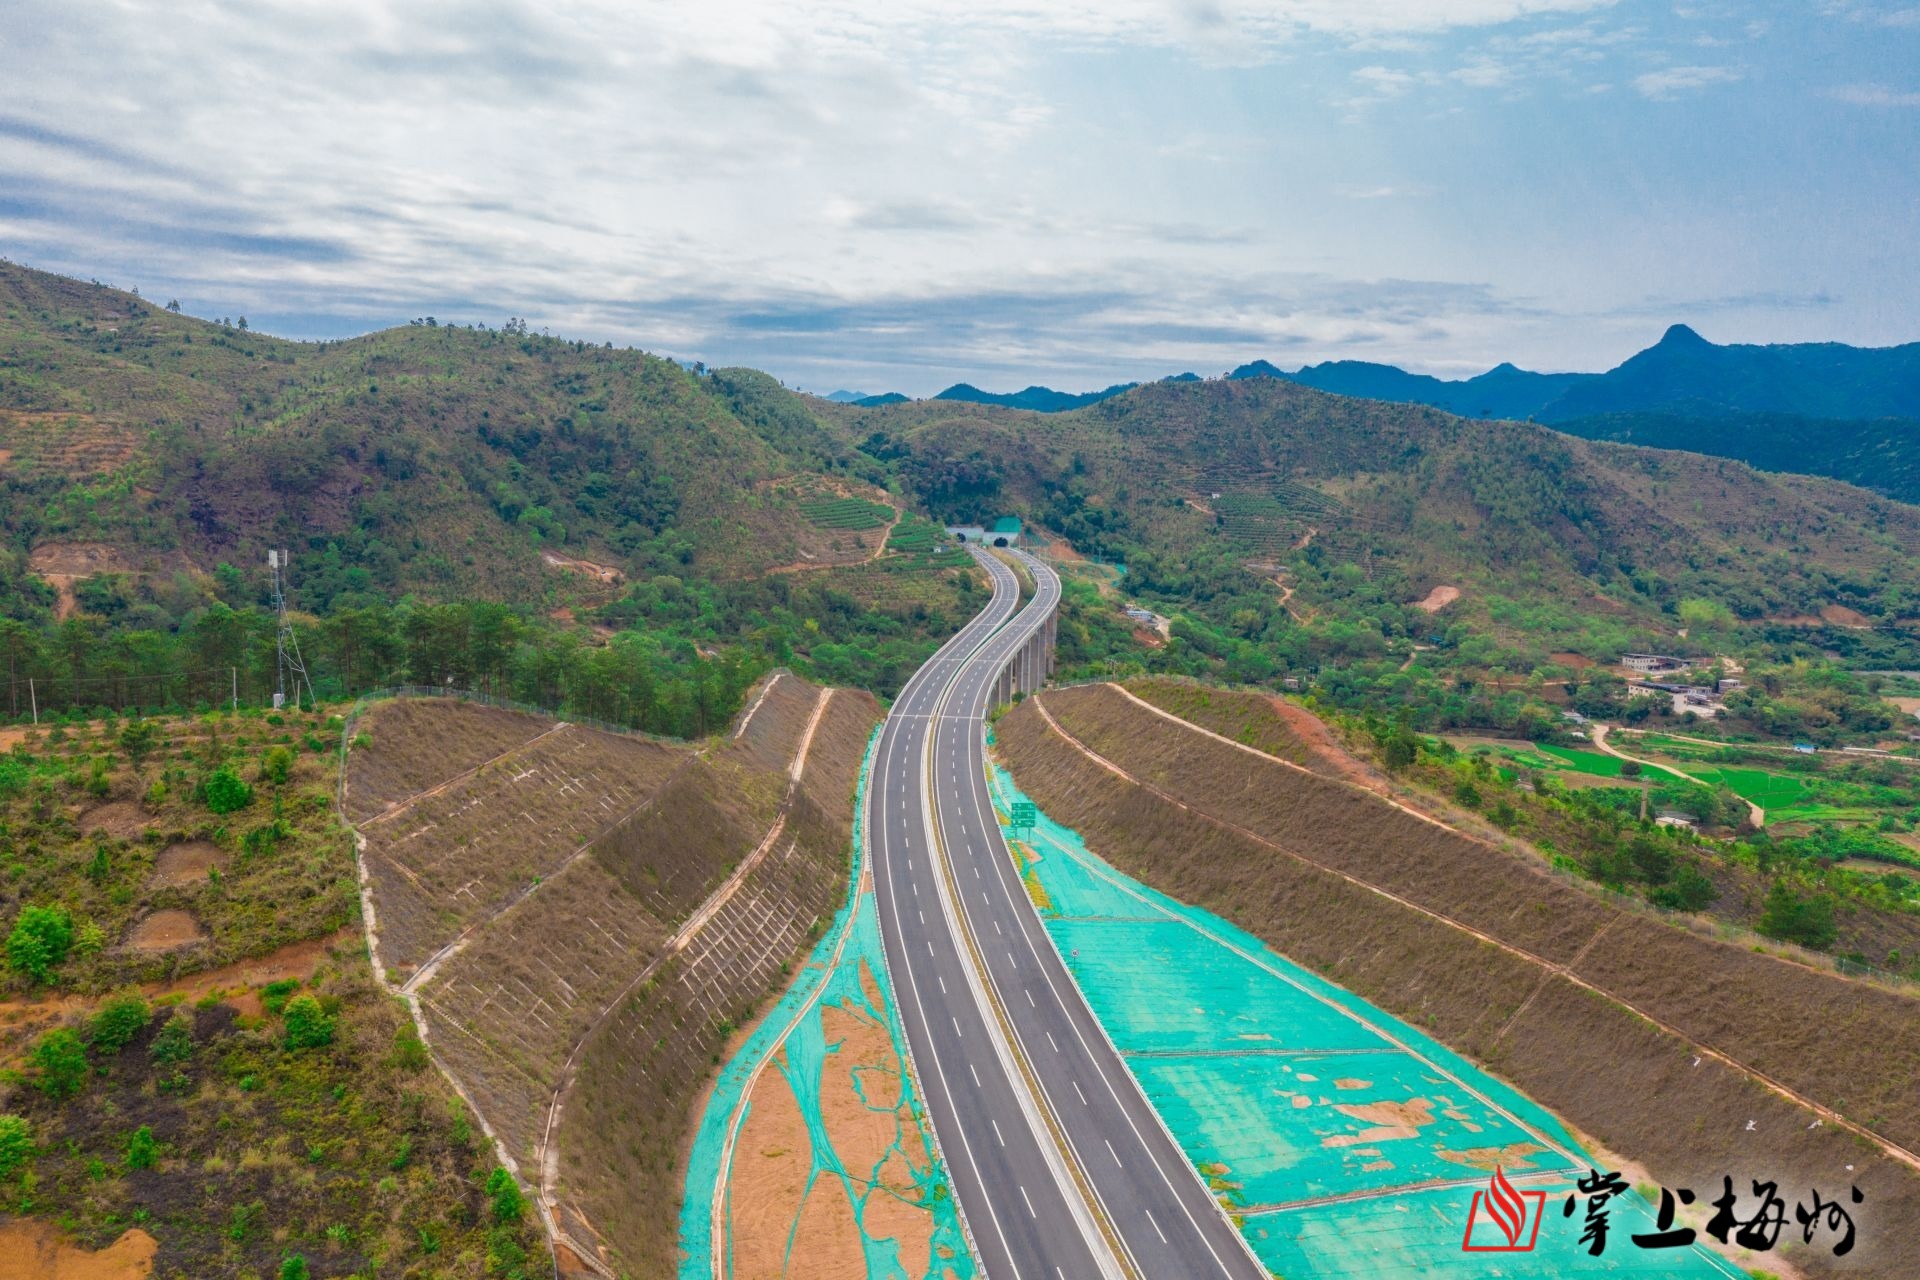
868 547 1267 1280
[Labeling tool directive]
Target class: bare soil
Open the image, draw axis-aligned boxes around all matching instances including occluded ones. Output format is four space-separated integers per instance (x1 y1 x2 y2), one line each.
540 549 624 586
0 1222 156 1280
147 841 224 886
1411 584 1461 613
78 801 150 839
123 910 206 952
727 1048 816 1278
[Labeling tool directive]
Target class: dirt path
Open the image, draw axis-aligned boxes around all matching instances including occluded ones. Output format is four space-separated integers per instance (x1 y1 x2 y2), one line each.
1621 727 1920 768
1031 693 1920 1177
1270 574 1309 623
0 929 351 1051
1591 724 1764 827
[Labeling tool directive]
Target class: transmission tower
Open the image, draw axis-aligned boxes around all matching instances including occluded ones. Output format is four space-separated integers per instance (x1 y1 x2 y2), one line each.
268 549 315 710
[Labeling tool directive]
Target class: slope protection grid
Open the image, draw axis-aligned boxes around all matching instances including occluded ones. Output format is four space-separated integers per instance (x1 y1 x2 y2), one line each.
679 729 975 1280
983 754 1742 1278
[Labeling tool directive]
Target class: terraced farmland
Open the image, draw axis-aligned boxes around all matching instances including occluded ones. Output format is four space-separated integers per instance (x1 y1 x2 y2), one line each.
799 495 894 530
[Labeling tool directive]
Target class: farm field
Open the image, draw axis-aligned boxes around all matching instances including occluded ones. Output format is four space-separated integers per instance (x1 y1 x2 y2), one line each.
995 684 1920 1279
983 759 1741 1278
1456 733 1902 826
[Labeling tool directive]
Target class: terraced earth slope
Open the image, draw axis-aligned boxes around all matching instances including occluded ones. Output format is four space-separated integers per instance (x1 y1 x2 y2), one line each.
996 684 1920 1280
344 674 880 1277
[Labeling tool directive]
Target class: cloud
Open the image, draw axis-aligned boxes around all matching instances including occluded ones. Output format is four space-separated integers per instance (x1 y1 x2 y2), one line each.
1829 82 1920 106
2 0 1911 393
1632 64 1741 98
1819 2 1920 28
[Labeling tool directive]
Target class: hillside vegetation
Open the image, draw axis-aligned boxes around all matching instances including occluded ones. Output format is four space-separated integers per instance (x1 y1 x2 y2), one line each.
840 376 1920 677
0 709 539 1277
0 262 978 727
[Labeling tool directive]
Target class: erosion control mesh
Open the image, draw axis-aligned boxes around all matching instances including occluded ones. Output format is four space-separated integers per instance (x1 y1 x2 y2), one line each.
985 756 1744 1279
680 732 974 1280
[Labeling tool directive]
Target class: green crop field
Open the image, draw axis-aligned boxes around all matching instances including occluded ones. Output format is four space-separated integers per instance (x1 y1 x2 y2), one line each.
798 496 894 530
1536 744 1626 777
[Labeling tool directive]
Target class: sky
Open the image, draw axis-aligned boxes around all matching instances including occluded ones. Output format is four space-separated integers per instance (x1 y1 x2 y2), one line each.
3 0 1917 395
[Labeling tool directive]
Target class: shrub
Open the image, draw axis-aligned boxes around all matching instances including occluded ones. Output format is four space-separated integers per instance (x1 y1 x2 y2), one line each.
279 1255 310 1280
1650 861 1717 913
7 905 76 985
390 1026 430 1072
261 978 300 1015
32 1028 89 1099
259 746 294 787
118 719 160 769
89 994 152 1053
125 1125 159 1170
202 766 253 814
282 996 335 1050
1758 880 1839 951
0 1115 32 1179
149 1011 194 1067
486 1166 525 1224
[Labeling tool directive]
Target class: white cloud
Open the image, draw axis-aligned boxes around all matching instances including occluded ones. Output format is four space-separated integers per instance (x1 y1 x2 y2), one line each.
1829 82 1920 106
1632 64 1741 98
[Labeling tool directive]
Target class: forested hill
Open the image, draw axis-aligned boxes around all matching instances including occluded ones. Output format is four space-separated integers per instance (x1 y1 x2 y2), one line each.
0 262 978 732
835 375 1920 673
0 261 892 604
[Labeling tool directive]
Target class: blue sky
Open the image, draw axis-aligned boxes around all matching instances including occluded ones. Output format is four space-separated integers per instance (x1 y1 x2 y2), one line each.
2 0 1916 394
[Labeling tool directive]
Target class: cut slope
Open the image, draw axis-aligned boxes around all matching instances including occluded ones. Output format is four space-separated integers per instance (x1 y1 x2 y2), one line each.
342 679 881 1278
996 686 1920 1279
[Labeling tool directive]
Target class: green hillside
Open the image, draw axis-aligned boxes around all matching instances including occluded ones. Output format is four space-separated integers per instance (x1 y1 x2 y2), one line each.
0 262 971 727
834 376 1920 732
1554 409 1920 506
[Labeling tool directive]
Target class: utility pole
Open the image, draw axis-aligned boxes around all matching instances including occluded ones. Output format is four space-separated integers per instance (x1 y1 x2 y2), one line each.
269 550 316 710
231 666 238 712
28 677 36 725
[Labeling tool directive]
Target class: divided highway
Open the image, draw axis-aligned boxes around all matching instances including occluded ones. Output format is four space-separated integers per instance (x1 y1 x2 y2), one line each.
869 548 1266 1280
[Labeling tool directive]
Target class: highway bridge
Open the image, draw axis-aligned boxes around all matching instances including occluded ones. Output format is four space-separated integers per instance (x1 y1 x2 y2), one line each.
867 547 1265 1279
